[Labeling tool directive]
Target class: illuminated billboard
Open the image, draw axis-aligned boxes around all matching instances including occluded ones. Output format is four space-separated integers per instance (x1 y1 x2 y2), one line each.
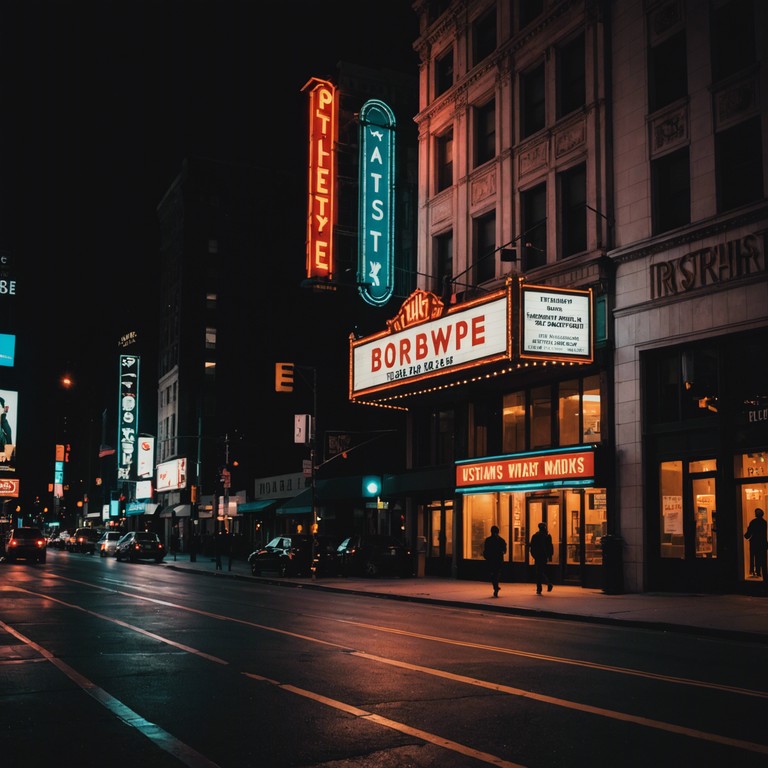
303 77 337 281
0 388 18 474
157 457 187 492
358 99 395 307
0 334 15 367
519 285 593 362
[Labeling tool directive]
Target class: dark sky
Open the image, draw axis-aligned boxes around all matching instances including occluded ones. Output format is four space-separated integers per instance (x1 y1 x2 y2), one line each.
0 0 420 503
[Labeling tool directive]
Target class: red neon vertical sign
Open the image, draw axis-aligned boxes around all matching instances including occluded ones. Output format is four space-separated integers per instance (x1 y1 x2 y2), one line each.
302 77 337 280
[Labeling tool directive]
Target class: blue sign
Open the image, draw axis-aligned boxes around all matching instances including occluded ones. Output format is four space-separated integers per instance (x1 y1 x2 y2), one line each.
358 99 395 307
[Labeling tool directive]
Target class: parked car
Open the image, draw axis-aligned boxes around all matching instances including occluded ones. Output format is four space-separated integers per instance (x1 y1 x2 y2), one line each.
68 527 101 554
335 534 412 578
96 530 122 557
248 534 339 577
4 527 47 563
115 531 165 563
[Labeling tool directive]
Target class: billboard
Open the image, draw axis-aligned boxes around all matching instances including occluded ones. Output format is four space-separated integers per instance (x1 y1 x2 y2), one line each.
0 388 18 474
157 457 187 492
0 334 15 367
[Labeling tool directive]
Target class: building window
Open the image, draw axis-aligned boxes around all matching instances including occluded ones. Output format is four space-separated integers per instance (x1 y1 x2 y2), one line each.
648 30 687 112
521 62 545 138
436 128 454 193
518 0 543 30
467 401 489 458
716 117 763 213
522 183 547 270
558 379 580 446
711 0 755 82
474 98 496 168
530 384 553 450
502 391 526 453
474 211 496 285
557 33 585 119
473 5 497 67
652 147 690 235
560 164 586 258
435 47 454 98
431 408 454 464
435 230 453 296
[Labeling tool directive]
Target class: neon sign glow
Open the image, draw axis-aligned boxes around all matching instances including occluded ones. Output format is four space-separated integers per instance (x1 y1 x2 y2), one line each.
303 77 337 280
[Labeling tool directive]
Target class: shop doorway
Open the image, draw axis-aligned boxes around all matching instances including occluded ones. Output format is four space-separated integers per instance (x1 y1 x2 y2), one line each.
424 499 453 576
526 495 560 571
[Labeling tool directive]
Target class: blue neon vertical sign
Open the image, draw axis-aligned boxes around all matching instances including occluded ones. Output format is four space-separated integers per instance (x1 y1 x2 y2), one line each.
358 99 395 307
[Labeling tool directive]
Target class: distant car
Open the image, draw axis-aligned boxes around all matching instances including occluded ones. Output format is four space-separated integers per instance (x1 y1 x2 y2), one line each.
69 527 101 554
248 534 339 577
336 534 412 578
115 531 165 563
49 530 70 550
96 530 122 557
4 527 47 563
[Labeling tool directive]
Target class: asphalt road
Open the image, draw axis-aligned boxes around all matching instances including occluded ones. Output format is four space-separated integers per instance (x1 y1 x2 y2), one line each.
2 551 767 767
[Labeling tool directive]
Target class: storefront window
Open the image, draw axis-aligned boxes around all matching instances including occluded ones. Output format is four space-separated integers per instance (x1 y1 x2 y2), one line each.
660 460 684 558
584 489 606 564
503 492 525 561
736 452 768 580
462 493 509 560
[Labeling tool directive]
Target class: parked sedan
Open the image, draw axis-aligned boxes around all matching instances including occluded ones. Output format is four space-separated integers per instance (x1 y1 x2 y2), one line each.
4 527 47 563
96 530 122 557
115 531 165 563
248 534 338 577
336 534 412 578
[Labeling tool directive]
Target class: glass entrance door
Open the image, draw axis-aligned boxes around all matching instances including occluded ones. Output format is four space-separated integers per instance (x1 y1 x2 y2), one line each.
527 496 560 565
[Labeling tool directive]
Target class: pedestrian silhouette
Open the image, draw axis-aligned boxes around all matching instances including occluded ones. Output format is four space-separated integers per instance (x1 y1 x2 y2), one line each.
529 522 554 594
745 507 767 581
483 525 507 598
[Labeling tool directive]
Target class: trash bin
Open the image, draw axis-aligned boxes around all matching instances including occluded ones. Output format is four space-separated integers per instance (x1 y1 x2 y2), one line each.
601 534 625 594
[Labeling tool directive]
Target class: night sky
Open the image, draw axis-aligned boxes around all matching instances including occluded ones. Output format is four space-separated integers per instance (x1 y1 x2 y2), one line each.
0 0 419 505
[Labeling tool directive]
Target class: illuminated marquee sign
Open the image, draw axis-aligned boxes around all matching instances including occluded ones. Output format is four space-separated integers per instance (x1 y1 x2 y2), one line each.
456 447 596 492
117 355 139 481
351 286 511 400
520 285 593 362
358 99 395 307
303 77 337 281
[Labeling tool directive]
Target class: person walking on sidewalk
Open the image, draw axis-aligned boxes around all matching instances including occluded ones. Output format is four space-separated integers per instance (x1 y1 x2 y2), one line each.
483 525 507 598
529 522 554 594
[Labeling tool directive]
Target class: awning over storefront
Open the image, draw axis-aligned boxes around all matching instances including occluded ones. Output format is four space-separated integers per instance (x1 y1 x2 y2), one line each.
277 487 313 515
238 499 280 513
160 504 191 518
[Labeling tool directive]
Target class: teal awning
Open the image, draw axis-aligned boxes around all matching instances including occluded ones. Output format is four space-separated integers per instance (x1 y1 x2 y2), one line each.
238 499 280 513
277 488 313 515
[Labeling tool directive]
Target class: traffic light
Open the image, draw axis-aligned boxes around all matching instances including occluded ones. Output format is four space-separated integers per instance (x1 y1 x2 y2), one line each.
275 362 294 392
361 475 382 497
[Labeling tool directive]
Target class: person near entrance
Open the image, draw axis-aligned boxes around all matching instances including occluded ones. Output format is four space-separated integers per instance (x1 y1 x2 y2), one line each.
529 522 554 594
744 508 767 581
483 525 507 598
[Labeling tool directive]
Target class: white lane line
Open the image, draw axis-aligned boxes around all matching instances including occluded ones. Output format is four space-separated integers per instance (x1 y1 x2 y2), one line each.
334 618 768 699
0 619 220 768
244 671 526 768
349 650 768 756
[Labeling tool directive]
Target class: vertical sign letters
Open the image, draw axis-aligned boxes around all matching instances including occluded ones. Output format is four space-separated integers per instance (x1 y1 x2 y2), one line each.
117 355 140 482
303 77 337 281
358 99 395 306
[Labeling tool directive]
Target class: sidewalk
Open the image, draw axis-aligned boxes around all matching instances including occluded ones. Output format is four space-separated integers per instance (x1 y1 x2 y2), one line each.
162 552 768 643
